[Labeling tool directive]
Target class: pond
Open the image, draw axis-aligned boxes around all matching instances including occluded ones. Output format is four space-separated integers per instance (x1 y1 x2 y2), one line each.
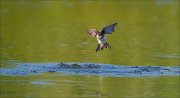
0 0 179 98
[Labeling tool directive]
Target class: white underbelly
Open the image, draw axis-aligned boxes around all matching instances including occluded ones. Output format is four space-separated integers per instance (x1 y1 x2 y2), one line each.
96 36 106 47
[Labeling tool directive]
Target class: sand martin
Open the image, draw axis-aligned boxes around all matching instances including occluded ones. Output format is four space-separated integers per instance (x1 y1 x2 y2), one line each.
87 23 117 52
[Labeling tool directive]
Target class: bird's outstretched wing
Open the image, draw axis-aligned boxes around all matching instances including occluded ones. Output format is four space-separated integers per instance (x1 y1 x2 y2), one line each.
101 23 117 35
87 29 98 37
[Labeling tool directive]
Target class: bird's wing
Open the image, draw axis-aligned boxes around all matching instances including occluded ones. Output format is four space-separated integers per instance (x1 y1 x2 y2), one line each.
101 23 117 35
87 29 98 37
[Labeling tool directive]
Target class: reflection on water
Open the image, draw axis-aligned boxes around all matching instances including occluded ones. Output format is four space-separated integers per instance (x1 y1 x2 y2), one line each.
0 60 179 98
0 61 179 77
31 80 54 85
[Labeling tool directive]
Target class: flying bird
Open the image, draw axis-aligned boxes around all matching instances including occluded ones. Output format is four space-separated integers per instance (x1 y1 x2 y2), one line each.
87 23 117 52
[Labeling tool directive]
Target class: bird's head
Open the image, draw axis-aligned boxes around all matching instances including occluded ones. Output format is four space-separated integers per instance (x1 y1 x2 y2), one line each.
87 29 99 37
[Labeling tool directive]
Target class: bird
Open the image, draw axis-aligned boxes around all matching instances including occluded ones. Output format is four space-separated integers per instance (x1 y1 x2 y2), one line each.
87 23 117 52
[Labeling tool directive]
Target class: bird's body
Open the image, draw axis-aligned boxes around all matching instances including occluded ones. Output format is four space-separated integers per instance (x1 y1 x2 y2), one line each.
96 34 106 47
87 23 117 52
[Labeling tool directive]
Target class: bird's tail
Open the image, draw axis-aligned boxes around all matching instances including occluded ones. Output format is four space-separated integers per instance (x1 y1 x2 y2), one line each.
96 44 101 52
101 42 111 50
96 42 111 52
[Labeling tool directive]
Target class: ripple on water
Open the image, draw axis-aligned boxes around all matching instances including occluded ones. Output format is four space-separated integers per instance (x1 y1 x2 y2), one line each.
31 80 54 85
0 62 179 77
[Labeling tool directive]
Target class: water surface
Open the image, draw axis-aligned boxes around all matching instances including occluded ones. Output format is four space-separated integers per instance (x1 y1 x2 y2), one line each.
0 0 179 65
0 61 179 77
0 1 179 98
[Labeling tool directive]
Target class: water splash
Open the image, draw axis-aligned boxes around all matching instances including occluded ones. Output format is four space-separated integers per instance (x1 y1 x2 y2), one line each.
0 62 179 77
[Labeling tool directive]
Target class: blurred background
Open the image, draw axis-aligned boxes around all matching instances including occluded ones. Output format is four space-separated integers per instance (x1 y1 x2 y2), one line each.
0 1 179 98
0 0 179 66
